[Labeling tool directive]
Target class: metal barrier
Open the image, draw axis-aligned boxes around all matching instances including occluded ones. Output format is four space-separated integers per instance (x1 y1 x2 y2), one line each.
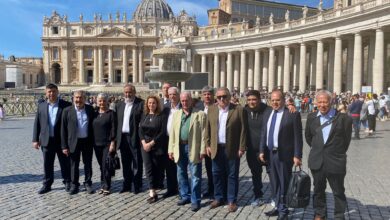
2 102 38 117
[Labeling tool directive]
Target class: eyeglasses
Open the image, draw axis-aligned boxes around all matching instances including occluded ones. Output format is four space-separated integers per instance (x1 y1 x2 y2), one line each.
216 95 228 100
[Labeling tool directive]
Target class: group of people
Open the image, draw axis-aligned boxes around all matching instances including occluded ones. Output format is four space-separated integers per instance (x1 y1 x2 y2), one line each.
32 82 353 219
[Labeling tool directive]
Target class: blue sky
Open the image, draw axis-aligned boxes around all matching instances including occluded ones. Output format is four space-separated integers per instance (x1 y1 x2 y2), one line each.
0 0 333 58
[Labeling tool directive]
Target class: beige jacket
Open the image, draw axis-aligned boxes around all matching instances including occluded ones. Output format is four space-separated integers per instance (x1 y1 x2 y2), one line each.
168 109 207 164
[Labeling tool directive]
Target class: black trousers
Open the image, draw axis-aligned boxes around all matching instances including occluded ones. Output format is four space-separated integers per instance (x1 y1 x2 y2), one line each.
120 134 143 190
141 149 164 190
69 138 93 187
367 114 376 131
204 155 214 195
311 168 346 220
94 145 112 190
269 151 292 214
41 138 70 187
246 149 264 198
163 154 178 192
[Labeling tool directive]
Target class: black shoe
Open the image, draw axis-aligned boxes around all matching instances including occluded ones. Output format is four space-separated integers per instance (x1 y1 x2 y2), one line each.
84 184 94 194
133 188 141 194
265 208 279 217
191 203 200 212
38 186 51 194
162 190 178 198
177 199 191 206
64 182 71 192
69 186 79 195
119 187 131 193
277 213 288 220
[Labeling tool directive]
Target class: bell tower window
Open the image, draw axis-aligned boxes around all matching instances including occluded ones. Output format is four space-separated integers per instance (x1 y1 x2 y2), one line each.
52 26 59 35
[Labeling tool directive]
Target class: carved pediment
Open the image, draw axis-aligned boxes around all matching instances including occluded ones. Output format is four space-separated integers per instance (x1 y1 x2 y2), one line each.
45 10 65 26
97 27 134 38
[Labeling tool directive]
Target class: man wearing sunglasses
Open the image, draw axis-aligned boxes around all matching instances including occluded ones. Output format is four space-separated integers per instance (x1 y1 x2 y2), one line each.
205 87 247 212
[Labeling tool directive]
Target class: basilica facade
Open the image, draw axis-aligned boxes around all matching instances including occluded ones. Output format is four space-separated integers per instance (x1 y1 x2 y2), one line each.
42 0 390 94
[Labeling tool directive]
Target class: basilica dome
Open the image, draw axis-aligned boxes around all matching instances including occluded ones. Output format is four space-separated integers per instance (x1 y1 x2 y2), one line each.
133 0 173 21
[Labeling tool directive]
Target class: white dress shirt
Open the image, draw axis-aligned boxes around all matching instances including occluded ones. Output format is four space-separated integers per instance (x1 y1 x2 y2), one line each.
266 108 284 149
122 100 134 133
218 105 229 144
167 103 180 136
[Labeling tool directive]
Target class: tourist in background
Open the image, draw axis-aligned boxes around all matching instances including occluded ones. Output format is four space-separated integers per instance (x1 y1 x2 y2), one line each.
366 93 378 135
139 95 167 203
378 95 388 121
93 93 117 195
348 94 363 139
168 91 207 212
0 103 4 121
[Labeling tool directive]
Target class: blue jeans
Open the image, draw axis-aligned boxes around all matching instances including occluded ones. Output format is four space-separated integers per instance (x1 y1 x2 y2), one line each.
212 145 240 203
177 144 202 205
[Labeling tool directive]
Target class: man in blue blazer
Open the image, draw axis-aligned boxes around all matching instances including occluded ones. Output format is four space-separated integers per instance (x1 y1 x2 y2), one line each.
32 83 71 194
259 89 303 220
61 90 95 195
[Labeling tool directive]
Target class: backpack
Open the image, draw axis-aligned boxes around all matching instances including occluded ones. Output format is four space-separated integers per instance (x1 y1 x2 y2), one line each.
286 166 311 208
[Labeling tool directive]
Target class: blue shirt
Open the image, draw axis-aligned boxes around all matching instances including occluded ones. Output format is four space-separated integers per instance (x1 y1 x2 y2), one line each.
75 106 88 138
48 100 59 137
317 108 336 144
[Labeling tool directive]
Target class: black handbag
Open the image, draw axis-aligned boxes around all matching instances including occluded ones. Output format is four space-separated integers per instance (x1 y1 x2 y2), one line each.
114 154 121 170
286 166 311 208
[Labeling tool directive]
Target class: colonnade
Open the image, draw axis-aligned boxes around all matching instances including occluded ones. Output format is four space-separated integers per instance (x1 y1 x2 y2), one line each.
48 45 150 85
195 28 388 94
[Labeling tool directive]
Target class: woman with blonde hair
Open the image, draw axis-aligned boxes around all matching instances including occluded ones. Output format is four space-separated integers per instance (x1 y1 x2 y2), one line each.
139 95 167 203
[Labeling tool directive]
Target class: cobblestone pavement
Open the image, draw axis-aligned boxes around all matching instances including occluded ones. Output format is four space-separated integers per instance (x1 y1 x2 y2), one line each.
0 117 389 220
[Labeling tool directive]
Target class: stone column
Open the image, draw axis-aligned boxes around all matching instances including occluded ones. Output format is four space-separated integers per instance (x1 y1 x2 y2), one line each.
214 53 220 88
334 37 343 94
262 50 269 90
207 55 213 86
233 53 240 90
138 46 144 83
240 50 247 92
310 45 317 90
220 54 226 87
43 47 50 83
293 47 300 90
277 49 283 89
328 41 335 91
316 40 324 90
61 46 70 84
254 49 261 90
201 54 207 73
353 33 362 94
152 57 157 66
93 47 98 84
347 38 354 91
248 51 254 89
132 46 138 83
98 46 103 83
108 46 113 84
122 46 128 83
299 43 307 92
367 36 375 86
181 58 187 89
283 45 290 92
268 47 275 92
373 28 384 93
78 47 85 84
227 52 233 91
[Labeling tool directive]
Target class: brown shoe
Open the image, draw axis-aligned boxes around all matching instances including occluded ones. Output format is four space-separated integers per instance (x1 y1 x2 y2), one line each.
209 200 224 209
228 203 238 212
314 215 324 220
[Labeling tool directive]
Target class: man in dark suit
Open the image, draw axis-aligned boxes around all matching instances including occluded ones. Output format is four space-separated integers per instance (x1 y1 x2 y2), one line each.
160 82 171 108
115 84 144 193
32 83 71 194
205 87 247 212
259 89 303 220
194 85 215 199
305 90 352 220
61 90 95 195
162 86 180 198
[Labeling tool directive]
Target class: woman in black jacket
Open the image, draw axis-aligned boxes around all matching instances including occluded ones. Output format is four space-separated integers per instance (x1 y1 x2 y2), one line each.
93 93 117 195
139 95 167 203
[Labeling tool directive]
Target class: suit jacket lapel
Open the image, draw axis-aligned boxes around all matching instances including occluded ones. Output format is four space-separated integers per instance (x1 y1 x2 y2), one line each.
325 114 339 144
227 104 234 122
313 116 325 145
71 106 78 128
54 101 62 126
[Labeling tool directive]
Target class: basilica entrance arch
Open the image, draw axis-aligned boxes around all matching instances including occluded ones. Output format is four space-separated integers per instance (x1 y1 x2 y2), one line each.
52 63 61 84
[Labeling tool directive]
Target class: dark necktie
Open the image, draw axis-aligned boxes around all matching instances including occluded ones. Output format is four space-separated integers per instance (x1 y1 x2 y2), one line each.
268 110 278 150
